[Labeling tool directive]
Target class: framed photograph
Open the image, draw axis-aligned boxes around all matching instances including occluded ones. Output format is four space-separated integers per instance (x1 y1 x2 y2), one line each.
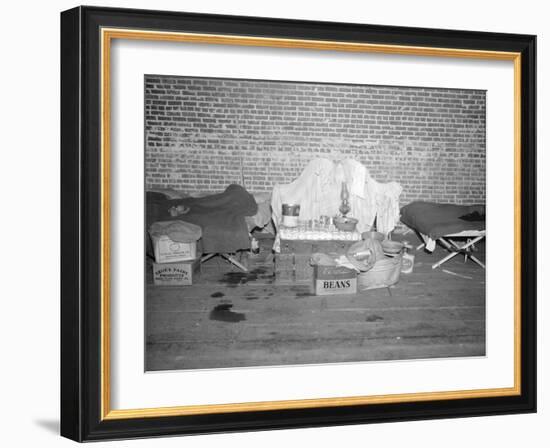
60 6 536 442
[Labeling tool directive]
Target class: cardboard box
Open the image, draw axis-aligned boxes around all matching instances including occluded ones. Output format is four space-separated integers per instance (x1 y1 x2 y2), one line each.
152 258 201 286
151 234 197 263
313 265 357 295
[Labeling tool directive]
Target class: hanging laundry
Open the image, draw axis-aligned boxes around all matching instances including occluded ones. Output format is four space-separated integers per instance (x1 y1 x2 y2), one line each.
271 158 402 247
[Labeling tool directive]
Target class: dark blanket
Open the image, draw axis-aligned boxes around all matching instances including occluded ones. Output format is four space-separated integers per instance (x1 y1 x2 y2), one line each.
400 201 485 239
147 184 258 254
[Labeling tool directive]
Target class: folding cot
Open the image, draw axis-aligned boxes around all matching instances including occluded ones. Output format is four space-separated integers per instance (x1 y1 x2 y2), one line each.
400 201 486 270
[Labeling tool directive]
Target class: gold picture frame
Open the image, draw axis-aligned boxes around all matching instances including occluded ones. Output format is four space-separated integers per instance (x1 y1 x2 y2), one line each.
61 6 536 441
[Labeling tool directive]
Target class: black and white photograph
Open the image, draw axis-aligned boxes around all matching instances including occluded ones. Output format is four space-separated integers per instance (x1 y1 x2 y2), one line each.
1 0 543 444
144 75 487 371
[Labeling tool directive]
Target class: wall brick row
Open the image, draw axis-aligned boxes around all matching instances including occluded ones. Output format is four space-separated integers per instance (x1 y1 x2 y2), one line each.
145 76 486 206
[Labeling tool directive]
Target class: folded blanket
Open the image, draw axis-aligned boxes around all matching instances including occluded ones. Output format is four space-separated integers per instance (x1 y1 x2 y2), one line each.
400 201 485 239
147 184 258 254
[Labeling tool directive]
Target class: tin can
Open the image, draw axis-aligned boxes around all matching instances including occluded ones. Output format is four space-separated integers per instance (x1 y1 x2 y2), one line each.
401 247 415 274
282 203 300 227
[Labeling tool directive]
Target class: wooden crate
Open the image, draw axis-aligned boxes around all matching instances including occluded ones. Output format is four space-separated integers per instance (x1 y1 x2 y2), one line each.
274 253 294 271
280 240 312 254
275 239 356 283
280 239 355 255
294 254 314 282
152 258 201 286
274 269 294 282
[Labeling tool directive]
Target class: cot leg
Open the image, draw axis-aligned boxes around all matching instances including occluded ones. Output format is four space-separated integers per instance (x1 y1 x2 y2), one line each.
222 254 248 272
201 253 216 263
434 236 485 269
432 251 460 269
469 254 485 269
452 235 485 251
438 237 455 251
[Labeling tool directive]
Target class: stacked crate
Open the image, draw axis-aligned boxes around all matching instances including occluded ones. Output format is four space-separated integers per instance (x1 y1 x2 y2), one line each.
275 239 357 283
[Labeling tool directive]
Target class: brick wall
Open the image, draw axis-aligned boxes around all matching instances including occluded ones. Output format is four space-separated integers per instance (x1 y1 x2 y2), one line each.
145 76 486 205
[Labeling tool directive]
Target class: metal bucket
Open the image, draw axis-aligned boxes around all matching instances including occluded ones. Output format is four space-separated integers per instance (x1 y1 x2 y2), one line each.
357 255 402 291
282 203 300 227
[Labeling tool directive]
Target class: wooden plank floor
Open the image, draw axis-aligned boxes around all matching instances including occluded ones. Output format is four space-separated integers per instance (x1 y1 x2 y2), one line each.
146 235 486 371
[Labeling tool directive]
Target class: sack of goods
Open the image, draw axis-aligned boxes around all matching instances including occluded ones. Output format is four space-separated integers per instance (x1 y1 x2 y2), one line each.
345 238 385 273
348 237 403 291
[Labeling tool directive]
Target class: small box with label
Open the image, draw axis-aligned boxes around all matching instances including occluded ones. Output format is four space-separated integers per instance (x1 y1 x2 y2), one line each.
151 235 197 264
313 265 357 295
149 220 202 264
152 258 201 286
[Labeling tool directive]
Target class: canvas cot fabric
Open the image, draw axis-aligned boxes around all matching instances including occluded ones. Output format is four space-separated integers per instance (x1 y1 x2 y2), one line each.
400 201 486 239
271 158 402 235
146 184 258 254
